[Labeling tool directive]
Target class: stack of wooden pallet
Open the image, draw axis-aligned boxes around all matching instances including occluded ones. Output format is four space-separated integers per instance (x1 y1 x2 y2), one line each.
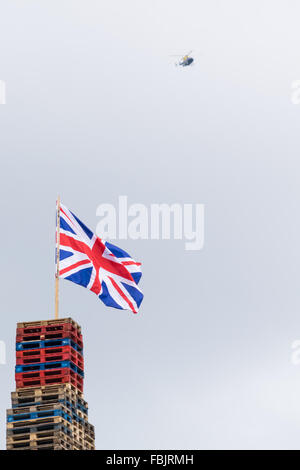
6 318 95 450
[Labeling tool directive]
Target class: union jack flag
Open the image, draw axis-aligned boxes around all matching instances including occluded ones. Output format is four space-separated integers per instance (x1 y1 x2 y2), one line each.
57 202 143 314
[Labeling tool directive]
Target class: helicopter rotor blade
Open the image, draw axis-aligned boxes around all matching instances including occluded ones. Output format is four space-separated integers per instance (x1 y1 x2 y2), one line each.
170 51 193 57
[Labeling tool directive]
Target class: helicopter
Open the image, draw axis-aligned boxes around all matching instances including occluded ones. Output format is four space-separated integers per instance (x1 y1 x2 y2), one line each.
172 51 194 67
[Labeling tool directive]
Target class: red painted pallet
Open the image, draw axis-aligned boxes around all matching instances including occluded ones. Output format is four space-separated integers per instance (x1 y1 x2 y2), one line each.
15 374 83 392
15 368 83 382
16 344 83 357
16 330 83 348
16 346 84 368
16 322 81 336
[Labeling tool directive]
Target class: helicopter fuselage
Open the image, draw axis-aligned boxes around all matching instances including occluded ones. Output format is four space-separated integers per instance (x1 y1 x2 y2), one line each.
179 57 194 67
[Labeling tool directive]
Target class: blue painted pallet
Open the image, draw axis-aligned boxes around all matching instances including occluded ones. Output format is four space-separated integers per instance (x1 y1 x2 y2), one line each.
16 338 83 354
12 399 87 416
7 409 73 423
12 399 88 414
9 403 85 424
15 360 84 377
12 401 42 408
64 400 88 416
75 402 88 414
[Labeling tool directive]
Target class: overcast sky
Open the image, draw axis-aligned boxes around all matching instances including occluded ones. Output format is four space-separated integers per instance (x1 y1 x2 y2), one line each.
0 0 300 450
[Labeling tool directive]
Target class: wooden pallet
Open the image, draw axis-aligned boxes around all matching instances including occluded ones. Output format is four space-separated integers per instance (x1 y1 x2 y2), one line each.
16 331 83 348
63 420 94 437
8 403 64 415
7 441 89 450
12 393 88 411
6 415 63 429
7 423 63 437
13 391 83 400
12 393 68 407
6 414 94 433
8 402 71 414
7 430 84 443
13 382 84 399
8 402 88 422
17 318 81 333
16 348 84 368
17 322 81 336
7 430 65 443
7 444 68 450
6 413 95 449
6 419 95 442
6 429 93 449
7 432 95 449
7 433 94 450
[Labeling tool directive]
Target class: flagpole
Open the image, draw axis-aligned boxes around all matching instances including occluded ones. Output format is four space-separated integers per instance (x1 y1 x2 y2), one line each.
55 196 61 320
